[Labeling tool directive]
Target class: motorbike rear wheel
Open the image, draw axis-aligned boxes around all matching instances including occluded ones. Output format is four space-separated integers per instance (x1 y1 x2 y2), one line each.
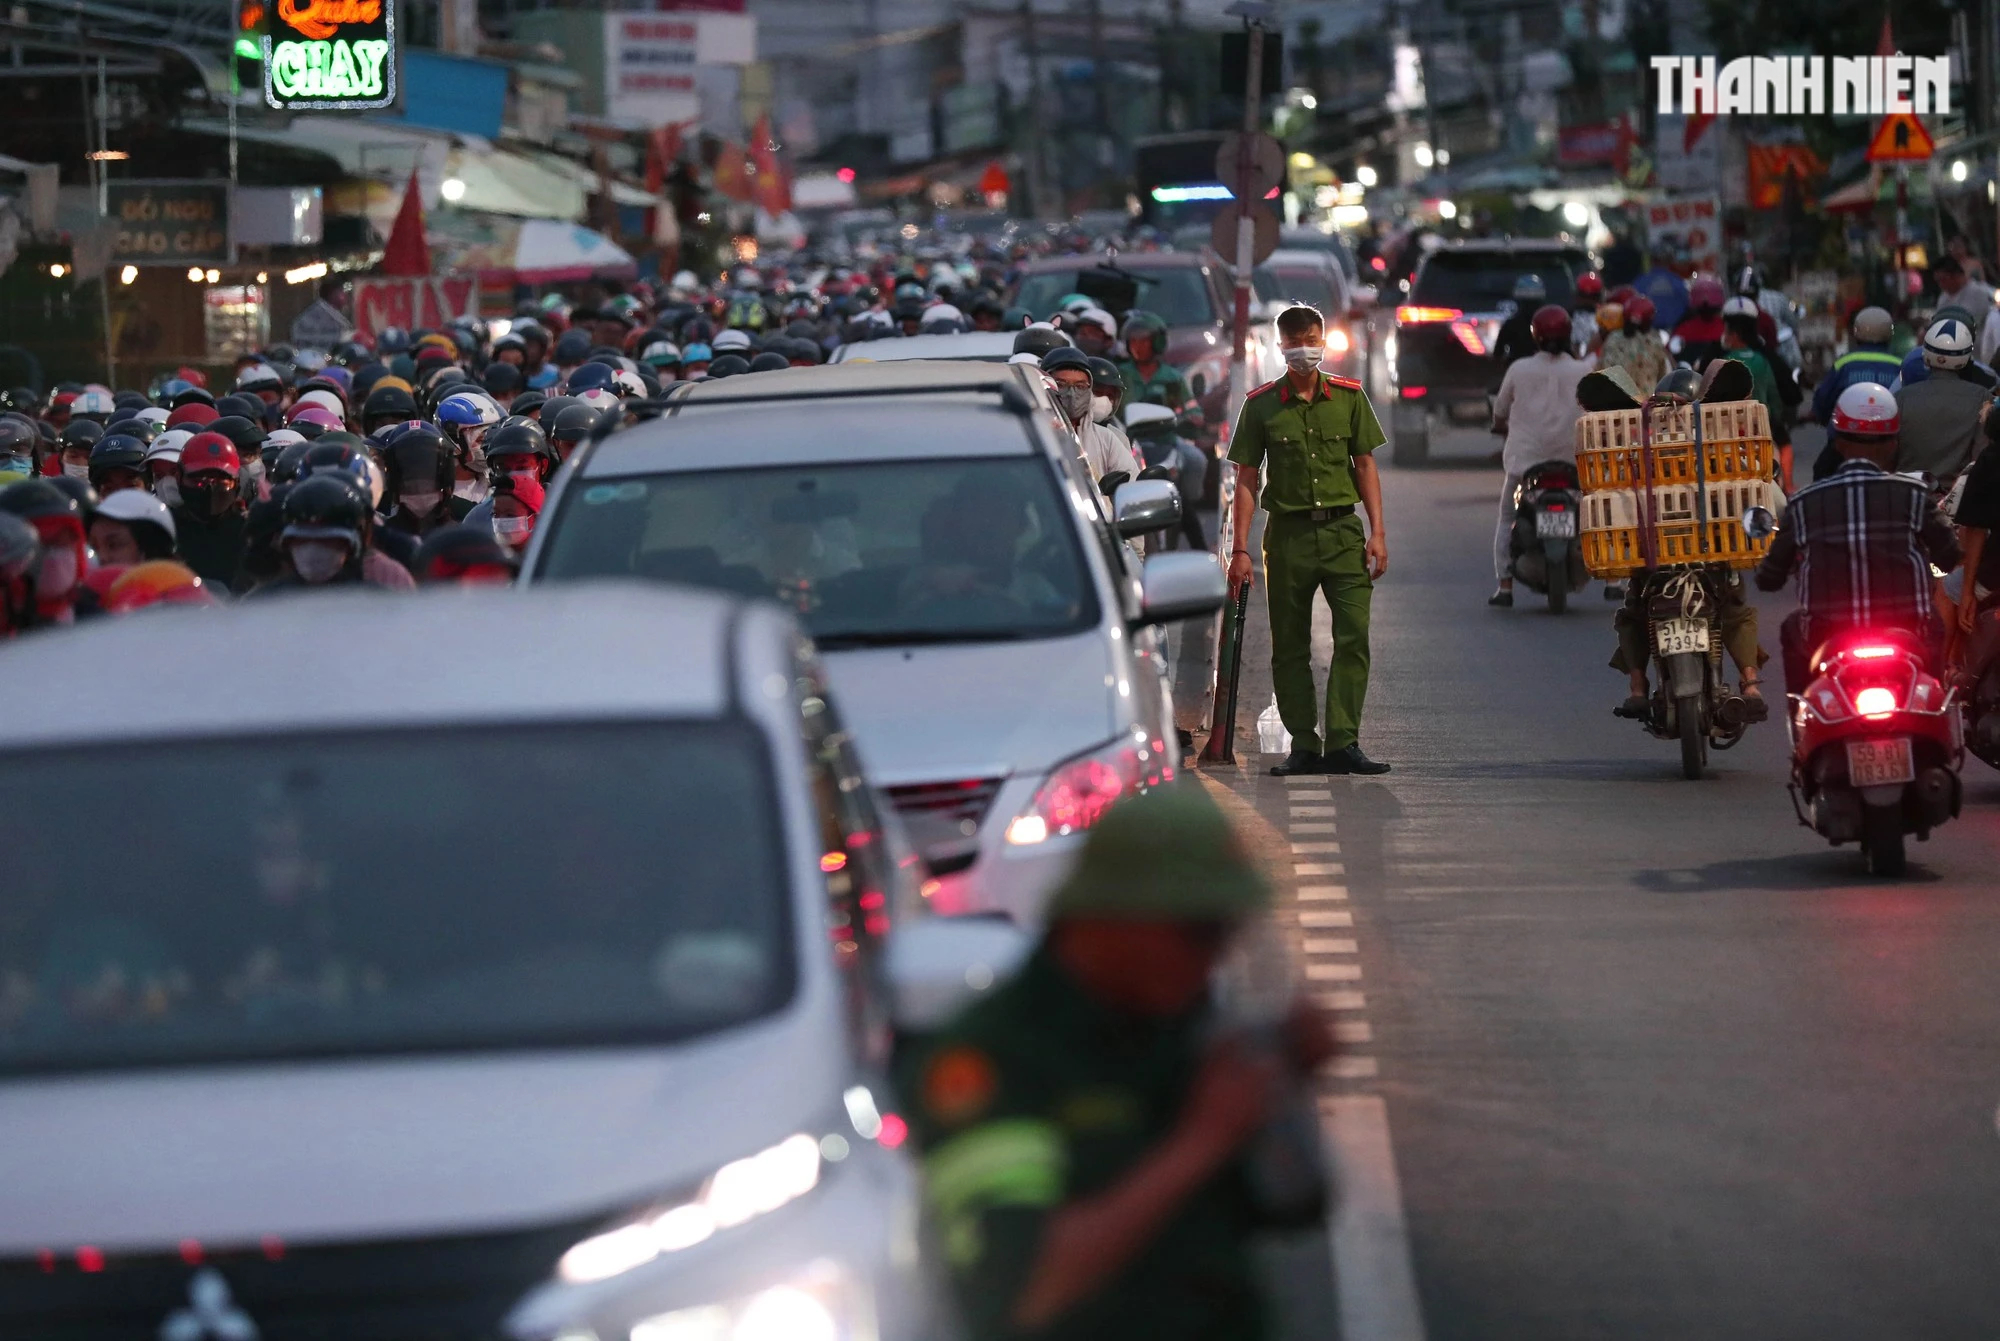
1547 580 1567 615
1862 807 1907 877
1677 695 1705 779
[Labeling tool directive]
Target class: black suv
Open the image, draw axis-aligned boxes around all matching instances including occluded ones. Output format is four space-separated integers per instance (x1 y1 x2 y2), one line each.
1389 239 1589 465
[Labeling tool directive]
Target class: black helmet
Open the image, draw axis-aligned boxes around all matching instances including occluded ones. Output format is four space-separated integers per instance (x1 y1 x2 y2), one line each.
281 473 368 548
1086 355 1124 392
1040 346 1093 377
484 418 552 468
747 350 790 373
511 390 551 421
362 384 418 425
105 416 160 444
535 394 579 428
47 474 99 517
215 392 266 423
551 403 602 447
0 477 81 524
209 415 268 457
386 426 452 495
1654 367 1702 403
0 416 38 457
706 353 752 378
270 438 315 485
88 433 148 478
1012 325 1070 357
59 419 104 451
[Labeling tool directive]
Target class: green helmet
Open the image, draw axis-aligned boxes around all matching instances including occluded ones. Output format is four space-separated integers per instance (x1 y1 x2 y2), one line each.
1046 782 1271 923
1119 309 1168 345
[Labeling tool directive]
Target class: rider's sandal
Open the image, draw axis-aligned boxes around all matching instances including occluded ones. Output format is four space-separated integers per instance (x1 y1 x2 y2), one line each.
1740 686 1769 723
1613 695 1649 719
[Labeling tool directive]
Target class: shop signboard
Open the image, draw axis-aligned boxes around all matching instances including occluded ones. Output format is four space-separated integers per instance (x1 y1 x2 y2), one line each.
602 12 754 127
264 0 397 110
1644 195 1720 275
108 181 231 267
350 275 478 341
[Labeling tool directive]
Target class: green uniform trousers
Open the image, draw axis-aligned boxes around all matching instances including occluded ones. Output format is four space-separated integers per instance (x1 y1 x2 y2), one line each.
1263 510 1372 754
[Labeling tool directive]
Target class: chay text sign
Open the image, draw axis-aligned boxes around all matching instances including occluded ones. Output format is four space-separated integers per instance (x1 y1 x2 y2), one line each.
264 0 396 109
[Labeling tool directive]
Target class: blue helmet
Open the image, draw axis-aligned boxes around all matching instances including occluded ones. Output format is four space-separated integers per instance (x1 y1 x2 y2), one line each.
564 362 618 394
375 326 412 355
681 342 714 364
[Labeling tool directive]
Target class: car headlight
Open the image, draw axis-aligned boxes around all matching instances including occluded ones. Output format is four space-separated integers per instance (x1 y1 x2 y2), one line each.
628 1260 864 1341
558 1134 824 1284
1004 730 1172 846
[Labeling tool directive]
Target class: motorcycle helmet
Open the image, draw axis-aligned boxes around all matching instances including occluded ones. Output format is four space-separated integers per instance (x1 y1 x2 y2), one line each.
1720 295 1760 320
1850 306 1894 344
1623 295 1657 330
1687 278 1726 314
1922 317 1974 370
413 524 518 584
87 434 149 491
1575 273 1604 300
1013 324 1072 358
1829 383 1899 438
93 486 178 556
1510 274 1547 303
281 473 368 553
1528 304 1572 349
1654 367 1702 403
747 351 790 373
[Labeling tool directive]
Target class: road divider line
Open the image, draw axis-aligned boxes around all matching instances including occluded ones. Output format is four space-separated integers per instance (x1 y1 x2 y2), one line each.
1296 885 1347 900
1330 1056 1379 1079
1304 937 1359 955
1299 910 1353 927
1290 822 1337 834
1314 990 1367 1010
1291 805 1338 817
1292 841 1343 853
1320 1095 1427 1341
1282 776 1330 786
1306 962 1363 981
1294 862 1345 876
1334 1020 1374 1043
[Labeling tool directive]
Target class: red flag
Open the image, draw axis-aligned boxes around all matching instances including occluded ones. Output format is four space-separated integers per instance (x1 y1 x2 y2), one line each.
380 170 430 277
749 115 790 215
713 141 754 203
645 122 685 195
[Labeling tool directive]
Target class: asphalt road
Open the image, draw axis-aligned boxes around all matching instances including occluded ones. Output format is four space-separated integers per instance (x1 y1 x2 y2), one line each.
1202 418 2000 1339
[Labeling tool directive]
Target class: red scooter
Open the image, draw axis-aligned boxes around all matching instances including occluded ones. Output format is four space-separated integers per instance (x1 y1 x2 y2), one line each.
1787 630 1963 876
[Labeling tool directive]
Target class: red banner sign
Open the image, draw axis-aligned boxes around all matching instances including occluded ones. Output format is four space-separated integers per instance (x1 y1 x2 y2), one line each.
351 275 479 341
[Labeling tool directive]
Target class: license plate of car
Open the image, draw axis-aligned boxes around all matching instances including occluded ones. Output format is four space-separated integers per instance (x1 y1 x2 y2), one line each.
1655 617 1710 655
1847 737 1915 787
1535 510 1577 538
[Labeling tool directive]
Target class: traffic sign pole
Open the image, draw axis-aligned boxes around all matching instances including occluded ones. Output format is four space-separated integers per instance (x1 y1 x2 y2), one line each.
1201 12 1266 767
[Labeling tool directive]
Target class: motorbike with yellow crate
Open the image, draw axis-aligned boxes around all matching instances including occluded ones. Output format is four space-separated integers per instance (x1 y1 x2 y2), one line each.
1578 364 1785 779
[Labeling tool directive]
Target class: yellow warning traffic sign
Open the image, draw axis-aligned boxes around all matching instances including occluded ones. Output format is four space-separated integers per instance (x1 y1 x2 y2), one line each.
1865 113 1934 163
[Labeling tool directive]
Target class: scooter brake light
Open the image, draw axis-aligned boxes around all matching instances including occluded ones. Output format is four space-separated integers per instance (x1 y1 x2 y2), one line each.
1848 646 1897 660
1853 686 1899 718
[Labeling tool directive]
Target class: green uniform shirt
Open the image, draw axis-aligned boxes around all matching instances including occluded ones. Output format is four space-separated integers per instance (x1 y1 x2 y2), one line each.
1117 358 1194 412
898 947 1264 1341
1226 373 1384 512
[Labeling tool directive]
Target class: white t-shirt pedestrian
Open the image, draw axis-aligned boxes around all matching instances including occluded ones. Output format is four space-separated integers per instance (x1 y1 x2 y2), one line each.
1492 349 1591 473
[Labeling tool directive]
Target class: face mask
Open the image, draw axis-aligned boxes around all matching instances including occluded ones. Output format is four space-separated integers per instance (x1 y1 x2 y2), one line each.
1283 345 1325 372
1090 395 1115 424
493 514 535 547
289 539 349 584
39 546 79 597
1053 384 1093 422
1 453 29 476
62 462 89 480
454 477 488 504
401 489 443 518
243 458 266 483
153 476 182 508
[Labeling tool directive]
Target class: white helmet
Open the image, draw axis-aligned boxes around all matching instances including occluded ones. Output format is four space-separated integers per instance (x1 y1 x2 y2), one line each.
1721 295 1759 319
712 328 754 353
1830 382 1900 438
1922 317 1974 370
574 387 622 415
134 406 170 428
94 485 177 543
1078 307 1119 341
144 428 192 466
293 388 346 419
610 368 648 399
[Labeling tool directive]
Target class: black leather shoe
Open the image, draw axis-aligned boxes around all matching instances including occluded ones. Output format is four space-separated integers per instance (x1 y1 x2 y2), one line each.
1488 588 1513 607
1322 744 1390 775
1269 748 1322 776
1613 695 1650 719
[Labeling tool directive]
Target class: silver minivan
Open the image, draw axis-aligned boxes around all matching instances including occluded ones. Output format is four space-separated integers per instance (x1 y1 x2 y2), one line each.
526 362 1225 922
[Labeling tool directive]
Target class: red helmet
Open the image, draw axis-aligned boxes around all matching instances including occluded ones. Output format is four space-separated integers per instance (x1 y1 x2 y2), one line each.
1688 277 1726 312
1623 295 1656 328
166 403 219 430
1576 273 1604 299
179 431 242 479
1529 304 1573 346
1608 285 1637 306
1829 383 1899 438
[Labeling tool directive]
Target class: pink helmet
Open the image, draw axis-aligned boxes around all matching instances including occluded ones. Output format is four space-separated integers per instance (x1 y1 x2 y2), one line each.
288 405 345 432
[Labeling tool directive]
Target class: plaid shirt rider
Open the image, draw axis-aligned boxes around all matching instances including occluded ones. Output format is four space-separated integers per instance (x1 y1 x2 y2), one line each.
1753 459 1960 637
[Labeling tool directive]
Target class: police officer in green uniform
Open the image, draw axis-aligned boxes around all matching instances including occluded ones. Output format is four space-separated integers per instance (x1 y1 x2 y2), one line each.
898 785 1336 1341
1227 303 1392 776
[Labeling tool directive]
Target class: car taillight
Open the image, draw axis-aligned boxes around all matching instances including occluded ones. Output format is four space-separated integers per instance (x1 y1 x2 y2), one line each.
1396 305 1462 324
1449 318 1487 355
1326 326 1352 354
1005 732 1168 846
1399 385 1427 399
1853 686 1899 718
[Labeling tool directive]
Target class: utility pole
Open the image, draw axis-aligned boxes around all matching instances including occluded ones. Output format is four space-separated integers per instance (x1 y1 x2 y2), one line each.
1085 0 1111 196
1021 0 1051 218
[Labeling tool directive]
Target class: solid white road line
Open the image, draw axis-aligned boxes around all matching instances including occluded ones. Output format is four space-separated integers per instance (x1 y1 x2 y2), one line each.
1321 1095 1428 1341
1282 778 1332 788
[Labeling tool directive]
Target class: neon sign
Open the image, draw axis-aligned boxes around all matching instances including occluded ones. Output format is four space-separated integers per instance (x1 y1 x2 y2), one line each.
262 0 395 109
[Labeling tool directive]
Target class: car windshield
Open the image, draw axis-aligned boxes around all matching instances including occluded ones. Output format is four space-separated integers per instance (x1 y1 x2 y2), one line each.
1412 252 1581 310
0 720 793 1075
1014 268 1217 327
539 455 1098 648
1254 265 1339 311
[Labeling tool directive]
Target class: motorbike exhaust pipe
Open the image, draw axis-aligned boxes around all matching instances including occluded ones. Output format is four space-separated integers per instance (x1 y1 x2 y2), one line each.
1914 766 1958 827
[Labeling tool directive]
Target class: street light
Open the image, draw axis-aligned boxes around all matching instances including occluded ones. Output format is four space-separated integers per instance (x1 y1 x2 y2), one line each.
1356 164 1378 187
1413 143 1434 168
119 265 137 285
440 176 466 202
1438 200 1458 220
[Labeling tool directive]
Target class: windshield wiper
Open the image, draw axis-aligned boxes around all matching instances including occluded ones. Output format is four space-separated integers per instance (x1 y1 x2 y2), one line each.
813 628 1042 649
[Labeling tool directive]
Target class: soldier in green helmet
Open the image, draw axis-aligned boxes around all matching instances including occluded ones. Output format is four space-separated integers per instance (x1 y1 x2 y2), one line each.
1227 302 1392 776
897 784 1337 1341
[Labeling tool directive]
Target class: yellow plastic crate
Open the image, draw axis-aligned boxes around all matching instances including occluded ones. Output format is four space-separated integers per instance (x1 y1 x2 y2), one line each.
1575 402 1773 492
1578 477 1784 579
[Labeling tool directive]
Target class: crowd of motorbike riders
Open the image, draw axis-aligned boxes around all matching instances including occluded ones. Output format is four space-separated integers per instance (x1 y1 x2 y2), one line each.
1489 264 2000 735
0 264 1206 633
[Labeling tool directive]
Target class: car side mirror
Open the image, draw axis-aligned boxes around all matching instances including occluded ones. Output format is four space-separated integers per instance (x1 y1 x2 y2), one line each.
885 916 1034 1032
1136 550 1226 625
1113 478 1182 536
1190 372 1207 398
1097 469 1132 498
1741 505 1778 541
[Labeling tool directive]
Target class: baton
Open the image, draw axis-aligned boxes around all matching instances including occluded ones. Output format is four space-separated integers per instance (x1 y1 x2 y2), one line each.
1200 582 1253 765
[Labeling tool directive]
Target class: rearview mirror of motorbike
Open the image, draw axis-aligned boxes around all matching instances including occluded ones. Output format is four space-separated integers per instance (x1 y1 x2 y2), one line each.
1741 506 1778 541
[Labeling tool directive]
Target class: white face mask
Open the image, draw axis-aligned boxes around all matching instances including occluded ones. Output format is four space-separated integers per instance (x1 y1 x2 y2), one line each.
152 476 182 508
401 489 443 518
1090 394 1115 423
289 539 349 584
39 546 79 596
454 477 488 504
62 462 89 480
492 514 535 547
1282 344 1325 372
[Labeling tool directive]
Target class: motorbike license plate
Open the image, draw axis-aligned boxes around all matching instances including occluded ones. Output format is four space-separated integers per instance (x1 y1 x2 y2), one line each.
1655 617 1710 656
1535 509 1578 538
1846 737 1916 787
